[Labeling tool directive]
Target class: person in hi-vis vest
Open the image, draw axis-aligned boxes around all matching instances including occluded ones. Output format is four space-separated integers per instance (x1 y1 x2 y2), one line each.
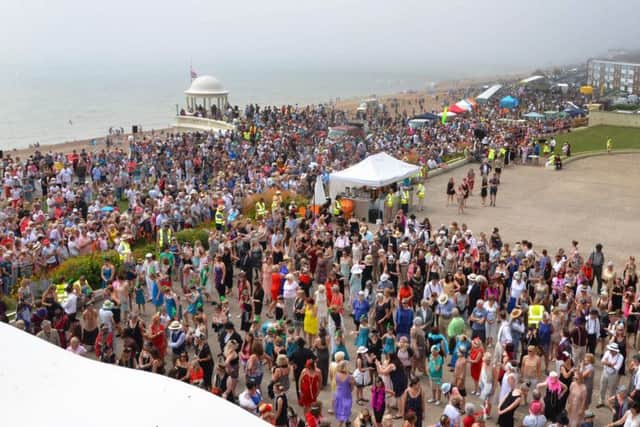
215 205 225 231
157 224 172 250
255 198 267 219
415 182 425 212
399 186 410 215
384 189 395 223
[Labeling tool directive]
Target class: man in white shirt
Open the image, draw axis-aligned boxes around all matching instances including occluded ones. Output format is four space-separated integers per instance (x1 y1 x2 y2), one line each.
598 343 624 407
98 300 116 332
585 309 600 354
62 286 78 322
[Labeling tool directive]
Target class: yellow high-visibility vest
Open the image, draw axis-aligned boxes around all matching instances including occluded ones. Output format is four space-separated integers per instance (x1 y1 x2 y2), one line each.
488 148 496 160
499 147 506 158
119 241 131 261
215 209 225 225
528 305 544 327
255 201 266 217
607 138 612 149
333 200 342 216
271 196 281 210
157 228 172 246
385 194 394 207
400 190 409 204
416 183 425 198
56 283 68 305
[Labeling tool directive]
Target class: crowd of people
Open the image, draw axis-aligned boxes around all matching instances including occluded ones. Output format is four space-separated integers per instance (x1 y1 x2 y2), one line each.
2 81 628 427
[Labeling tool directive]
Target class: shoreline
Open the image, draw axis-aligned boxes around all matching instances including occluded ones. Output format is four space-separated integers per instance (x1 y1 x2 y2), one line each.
9 70 528 159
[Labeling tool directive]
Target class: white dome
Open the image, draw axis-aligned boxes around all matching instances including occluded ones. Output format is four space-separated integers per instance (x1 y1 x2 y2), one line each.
185 75 228 96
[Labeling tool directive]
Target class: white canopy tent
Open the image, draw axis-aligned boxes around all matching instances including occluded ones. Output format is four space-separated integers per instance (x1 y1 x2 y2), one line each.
0 323 268 427
329 152 420 200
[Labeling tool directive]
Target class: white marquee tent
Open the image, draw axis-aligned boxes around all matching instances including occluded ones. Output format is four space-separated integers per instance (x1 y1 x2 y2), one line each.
329 152 420 200
0 323 268 427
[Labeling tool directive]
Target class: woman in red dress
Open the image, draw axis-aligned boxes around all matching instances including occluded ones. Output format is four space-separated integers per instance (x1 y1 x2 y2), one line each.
298 360 321 410
147 313 167 358
469 337 485 395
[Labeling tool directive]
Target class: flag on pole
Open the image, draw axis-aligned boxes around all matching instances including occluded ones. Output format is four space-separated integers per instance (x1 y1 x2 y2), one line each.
190 66 198 80
441 106 448 124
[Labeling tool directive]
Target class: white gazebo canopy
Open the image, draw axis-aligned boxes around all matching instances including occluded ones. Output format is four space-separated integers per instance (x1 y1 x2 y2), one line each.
185 75 230 111
0 323 267 427
329 152 420 199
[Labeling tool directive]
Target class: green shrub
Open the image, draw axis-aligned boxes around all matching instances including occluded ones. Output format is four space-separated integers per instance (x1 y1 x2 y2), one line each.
50 251 122 290
175 228 211 249
131 242 158 261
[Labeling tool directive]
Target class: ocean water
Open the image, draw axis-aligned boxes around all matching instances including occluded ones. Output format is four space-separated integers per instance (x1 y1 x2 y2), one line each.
0 63 439 150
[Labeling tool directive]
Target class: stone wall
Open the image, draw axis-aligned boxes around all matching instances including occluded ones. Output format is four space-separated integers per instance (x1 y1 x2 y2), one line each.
588 111 640 128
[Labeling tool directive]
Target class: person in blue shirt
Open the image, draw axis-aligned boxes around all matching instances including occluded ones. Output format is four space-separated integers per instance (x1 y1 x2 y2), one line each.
395 298 414 340
352 291 370 329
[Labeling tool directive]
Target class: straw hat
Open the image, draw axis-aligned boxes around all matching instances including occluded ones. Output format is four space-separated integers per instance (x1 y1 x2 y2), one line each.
511 309 523 319
101 300 115 310
168 320 182 330
607 343 620 352
356 346 368 354
438 294 449 305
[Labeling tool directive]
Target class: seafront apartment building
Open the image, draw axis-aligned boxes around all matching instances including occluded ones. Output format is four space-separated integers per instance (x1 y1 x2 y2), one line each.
587 58 640 94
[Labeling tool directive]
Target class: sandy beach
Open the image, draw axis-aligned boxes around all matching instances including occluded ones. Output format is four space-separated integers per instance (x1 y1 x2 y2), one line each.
334 71 528 117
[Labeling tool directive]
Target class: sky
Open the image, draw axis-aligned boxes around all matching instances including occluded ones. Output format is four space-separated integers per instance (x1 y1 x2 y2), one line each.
2 0 640 75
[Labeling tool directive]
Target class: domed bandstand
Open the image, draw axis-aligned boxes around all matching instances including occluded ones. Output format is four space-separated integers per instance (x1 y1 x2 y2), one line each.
174 74 235 132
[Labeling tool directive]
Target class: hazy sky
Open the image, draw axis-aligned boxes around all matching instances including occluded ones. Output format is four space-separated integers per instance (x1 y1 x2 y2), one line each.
2 0 640 73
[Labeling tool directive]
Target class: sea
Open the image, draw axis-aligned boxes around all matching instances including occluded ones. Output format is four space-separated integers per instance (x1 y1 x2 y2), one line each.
0 62 470 150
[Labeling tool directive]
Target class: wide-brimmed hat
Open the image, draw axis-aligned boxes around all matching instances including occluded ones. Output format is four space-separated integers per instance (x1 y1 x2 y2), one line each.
102 300 115 310
168 320 182 330
607 343 620 352
511 309 522 319
467 273 477 281
438 294 449 305
351 264 363 275
357 346 368 354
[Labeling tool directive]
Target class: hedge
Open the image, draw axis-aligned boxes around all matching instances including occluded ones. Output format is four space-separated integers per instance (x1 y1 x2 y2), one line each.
50 251 122 290
175 228 210 250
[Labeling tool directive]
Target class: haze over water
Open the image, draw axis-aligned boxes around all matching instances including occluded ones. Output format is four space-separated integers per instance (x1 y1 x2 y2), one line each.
1 0 639 149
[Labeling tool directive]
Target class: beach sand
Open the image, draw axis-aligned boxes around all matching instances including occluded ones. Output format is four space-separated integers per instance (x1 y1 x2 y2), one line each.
334 72 527 117
9 128 172 159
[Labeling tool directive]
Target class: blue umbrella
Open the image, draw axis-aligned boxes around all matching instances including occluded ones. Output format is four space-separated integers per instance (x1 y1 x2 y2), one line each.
499 96 519 110
101 206 114 212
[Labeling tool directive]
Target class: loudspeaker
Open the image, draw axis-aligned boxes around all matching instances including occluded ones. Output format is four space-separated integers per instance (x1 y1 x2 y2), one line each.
132 125 138 134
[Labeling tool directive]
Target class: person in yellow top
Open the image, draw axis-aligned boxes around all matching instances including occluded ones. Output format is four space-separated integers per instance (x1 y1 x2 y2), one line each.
215 205 225 231
487 148 496 163
157 223 172 250
416 182 425 212
117 234 132 261
271 190 282 214
332 196 342 218
399 186 410 215
384 189 395 223
255 198 267 219
606 137 612 154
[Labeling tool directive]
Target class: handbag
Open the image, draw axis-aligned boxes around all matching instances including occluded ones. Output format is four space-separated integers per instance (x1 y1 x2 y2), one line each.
353 368 371 387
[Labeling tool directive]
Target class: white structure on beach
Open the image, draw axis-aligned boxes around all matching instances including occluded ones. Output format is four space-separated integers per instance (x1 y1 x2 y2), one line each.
185 75 229 111
175 74 235 133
